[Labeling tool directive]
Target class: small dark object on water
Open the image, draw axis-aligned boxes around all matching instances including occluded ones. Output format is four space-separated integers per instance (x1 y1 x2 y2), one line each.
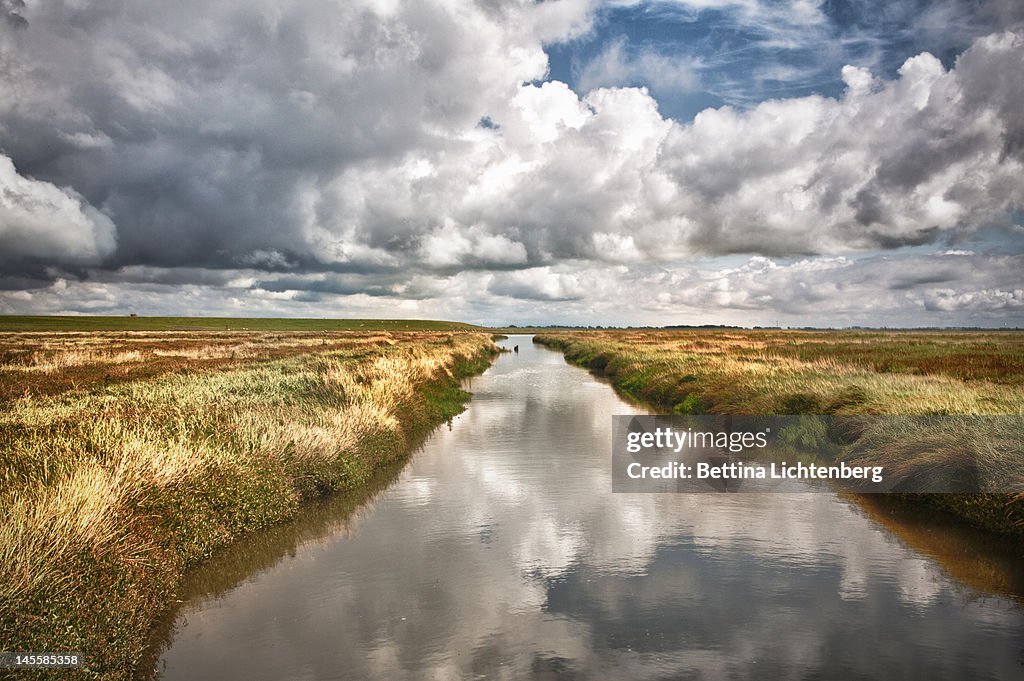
514 345 519 353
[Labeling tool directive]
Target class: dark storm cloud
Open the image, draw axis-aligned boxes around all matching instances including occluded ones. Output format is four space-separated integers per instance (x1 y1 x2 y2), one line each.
256 275 400 299
0 0 565 276
0 273 50 291
88 266 246 287
1 0 27 29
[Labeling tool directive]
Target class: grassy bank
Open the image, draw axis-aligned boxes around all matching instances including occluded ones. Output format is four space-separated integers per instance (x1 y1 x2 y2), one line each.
534 330 1024 536
0 330 498 680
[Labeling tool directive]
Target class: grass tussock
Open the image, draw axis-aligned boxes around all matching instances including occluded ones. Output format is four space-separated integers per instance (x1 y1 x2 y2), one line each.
535 330 1024 536
0 330 497 680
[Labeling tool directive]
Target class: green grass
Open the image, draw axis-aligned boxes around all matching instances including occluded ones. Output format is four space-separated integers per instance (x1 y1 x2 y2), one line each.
0 315 486 332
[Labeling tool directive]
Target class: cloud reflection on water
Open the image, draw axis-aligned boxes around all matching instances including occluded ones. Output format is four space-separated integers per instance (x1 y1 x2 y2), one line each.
157 338 1024 680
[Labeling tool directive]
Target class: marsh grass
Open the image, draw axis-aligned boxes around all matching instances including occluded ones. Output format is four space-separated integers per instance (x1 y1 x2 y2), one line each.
0 330 497 680
535 330 1024 535
536 330 1024 415
0 330 430 401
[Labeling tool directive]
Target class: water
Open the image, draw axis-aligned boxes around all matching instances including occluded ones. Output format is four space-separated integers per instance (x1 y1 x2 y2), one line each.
150 336 1024 680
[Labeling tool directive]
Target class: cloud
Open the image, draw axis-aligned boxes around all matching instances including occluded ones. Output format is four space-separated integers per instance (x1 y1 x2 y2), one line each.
0 0 595 274
922 288 1024 312
577 36 702 94
0 154 117 268
3 251 1020 327
598 1 1024 110
632 252 1024 322
1 0 27 29
629 0 831 43
0 1 1022 324
474 29 1024 262
656 31 1024 255
419 223 529 268
488 267 590 301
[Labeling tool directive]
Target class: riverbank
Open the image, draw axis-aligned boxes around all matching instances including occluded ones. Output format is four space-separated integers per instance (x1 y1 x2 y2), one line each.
534 330 1024 537
0 330 497 680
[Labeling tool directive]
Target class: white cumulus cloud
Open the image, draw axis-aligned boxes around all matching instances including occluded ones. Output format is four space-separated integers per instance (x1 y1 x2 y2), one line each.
0 154 116 266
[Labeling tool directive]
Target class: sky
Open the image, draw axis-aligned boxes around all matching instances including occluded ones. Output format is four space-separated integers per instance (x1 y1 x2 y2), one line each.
1 0 1022 327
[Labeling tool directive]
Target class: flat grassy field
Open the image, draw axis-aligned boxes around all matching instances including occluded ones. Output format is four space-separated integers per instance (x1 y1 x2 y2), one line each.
0 328 498 680
534 329 1024 535
0 315 486 332
535 329 1024 413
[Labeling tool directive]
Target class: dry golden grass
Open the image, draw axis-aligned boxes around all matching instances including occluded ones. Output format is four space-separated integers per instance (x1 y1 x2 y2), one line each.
535 329 1024 415
0 330 497 680
0 330 416 401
